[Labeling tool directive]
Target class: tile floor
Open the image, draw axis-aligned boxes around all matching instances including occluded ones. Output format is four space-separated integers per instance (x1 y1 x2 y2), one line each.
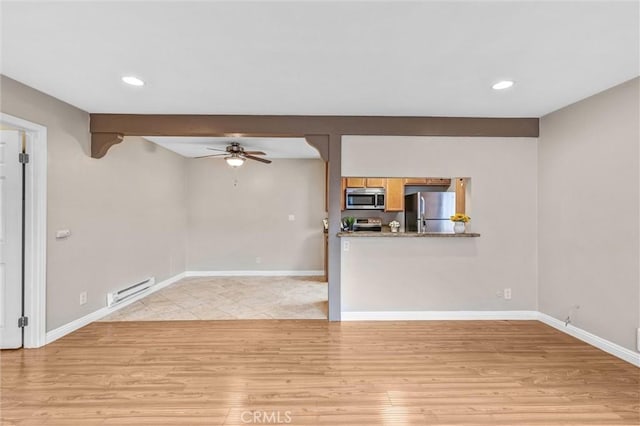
99 276 328 321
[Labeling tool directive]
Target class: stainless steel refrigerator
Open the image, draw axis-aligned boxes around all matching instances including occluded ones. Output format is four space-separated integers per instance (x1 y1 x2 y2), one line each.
405 192 456 233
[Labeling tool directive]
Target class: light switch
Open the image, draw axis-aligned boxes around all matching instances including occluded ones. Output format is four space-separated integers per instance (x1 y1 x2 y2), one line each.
288 214 295 221
56 229 71 239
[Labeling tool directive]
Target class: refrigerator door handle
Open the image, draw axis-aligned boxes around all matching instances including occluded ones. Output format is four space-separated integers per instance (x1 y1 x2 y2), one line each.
420 196 426 216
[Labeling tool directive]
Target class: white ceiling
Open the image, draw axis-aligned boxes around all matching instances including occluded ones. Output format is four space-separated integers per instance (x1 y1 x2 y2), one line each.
1 1 638 117
145 136 321 159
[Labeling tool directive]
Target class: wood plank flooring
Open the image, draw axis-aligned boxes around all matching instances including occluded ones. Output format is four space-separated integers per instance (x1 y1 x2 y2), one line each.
2 320 638 425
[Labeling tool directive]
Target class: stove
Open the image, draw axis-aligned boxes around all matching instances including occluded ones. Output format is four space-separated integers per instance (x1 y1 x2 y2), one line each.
353 217 382 232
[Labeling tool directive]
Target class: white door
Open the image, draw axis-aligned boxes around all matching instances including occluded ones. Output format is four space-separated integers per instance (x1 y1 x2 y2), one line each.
0 130 23 349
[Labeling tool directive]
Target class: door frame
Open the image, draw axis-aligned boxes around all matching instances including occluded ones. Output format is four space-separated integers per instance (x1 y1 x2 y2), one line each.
0 113 47 348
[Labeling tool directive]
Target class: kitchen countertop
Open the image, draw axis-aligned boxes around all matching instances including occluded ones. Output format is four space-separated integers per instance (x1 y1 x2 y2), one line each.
337 231 480 237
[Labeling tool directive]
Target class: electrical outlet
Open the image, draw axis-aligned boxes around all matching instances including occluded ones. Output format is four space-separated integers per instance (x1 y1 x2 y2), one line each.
503 288 512 300
496 290 503 298
288 214 295 221
79 291 87 305
256 257 262 264
343 241 350 252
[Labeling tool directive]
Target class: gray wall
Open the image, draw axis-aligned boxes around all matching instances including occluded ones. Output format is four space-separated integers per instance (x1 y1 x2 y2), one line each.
186 158 325 272
341 136 538 312
4 71 638 354
538 77 639 352
1 76 188 331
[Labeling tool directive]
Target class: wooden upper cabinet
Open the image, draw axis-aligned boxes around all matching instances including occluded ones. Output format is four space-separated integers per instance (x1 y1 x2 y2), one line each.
385 178 404 212
345 177 385 188
345 177 366 188
426 178 452 186
365 178 385 188
404 178 428 185
405 178 452 186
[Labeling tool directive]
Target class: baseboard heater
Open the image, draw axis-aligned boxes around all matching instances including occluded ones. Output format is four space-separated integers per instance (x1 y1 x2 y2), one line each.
107 277 155 307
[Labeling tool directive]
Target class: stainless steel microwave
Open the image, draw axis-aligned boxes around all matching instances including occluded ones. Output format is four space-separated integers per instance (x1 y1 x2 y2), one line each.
345 188 385 210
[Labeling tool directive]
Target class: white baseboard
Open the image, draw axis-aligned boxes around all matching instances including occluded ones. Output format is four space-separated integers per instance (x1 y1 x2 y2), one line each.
537 313 640 367
44 279 640 368
341 310 539 321
45 272 186 345
341 310 639 367
44 270 321 345
185 270 324 277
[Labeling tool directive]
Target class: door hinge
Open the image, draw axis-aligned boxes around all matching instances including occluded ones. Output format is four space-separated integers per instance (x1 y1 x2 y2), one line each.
18 152 29 164
18 316 28 328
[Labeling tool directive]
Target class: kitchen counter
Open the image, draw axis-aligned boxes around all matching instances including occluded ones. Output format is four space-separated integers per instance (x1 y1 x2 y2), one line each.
337 231 480 237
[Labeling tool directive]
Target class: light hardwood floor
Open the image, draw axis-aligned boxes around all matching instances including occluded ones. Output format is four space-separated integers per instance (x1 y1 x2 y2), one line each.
2 320 638 425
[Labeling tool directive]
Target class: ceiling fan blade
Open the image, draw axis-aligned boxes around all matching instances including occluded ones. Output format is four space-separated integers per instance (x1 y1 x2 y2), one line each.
206 147 228 152
194 153 227 159
243 151 267 155
244 154 272 164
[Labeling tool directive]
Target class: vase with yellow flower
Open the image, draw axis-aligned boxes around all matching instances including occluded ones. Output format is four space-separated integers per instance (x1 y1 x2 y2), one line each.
450 213 470 234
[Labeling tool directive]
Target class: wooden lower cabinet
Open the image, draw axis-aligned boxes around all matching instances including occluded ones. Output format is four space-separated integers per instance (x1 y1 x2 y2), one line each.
385 178 404 212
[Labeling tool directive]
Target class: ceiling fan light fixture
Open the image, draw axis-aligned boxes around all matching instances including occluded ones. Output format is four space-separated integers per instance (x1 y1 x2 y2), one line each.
225 154 245 167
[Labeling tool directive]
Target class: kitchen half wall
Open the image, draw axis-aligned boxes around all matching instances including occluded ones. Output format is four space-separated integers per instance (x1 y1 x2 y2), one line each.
341 136 538 313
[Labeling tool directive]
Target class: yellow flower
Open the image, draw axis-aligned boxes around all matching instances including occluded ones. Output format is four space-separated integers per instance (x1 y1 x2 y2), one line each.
450 214 470 223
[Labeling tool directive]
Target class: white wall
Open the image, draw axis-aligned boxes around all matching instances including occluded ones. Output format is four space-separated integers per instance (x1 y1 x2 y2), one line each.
1 75 188 331
538 77 639 352
186 158 325 272
341 136 538 312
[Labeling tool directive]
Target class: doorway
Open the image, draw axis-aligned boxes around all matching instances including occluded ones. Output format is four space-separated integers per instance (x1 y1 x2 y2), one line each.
0 113 47 349
100 136 328 322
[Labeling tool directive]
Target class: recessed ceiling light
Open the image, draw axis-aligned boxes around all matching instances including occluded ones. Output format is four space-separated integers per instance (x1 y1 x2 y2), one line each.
492 80 514 90
122 76 145 86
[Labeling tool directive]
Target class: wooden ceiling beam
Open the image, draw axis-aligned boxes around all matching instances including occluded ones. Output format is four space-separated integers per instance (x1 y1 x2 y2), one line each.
89 114 538 158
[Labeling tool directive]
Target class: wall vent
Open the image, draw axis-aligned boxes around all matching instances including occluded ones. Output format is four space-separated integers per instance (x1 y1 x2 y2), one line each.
107 277 155 307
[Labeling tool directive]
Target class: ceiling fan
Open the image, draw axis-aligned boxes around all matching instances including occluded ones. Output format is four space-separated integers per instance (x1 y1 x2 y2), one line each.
196 142 272 167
